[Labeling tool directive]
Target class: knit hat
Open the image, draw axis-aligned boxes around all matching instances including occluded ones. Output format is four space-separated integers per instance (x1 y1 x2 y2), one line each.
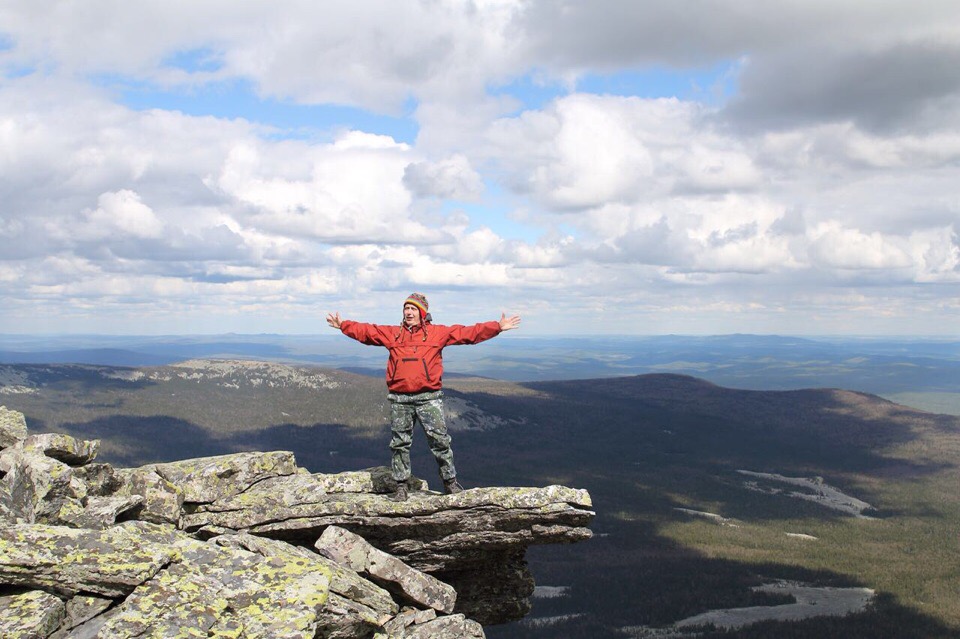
404 293 429 320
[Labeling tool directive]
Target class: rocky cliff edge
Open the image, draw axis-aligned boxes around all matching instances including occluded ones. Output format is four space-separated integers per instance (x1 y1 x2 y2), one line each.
0 405 594 638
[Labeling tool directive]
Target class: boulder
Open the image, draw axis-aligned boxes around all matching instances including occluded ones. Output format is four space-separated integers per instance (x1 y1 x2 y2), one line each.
95 539 333 639
50 594 114 636
22 433 100 466
0 521 182 597
0 450 87 525
401 613 485 638
211 532 398 621
115 468 184 526
73 463 123 497
0 407 28 449
144 450 299 504
316 525 456 614
0 588 65 639
60 494 144 530
381 607 437 635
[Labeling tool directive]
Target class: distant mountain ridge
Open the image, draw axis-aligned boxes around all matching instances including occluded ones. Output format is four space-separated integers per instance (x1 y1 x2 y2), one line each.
4 333 960 396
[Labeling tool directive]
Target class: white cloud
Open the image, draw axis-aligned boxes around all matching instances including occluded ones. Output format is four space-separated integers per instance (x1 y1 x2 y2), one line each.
82 190 164 239
403 154 483 200
808 222 913 270
488 94 762 212
211 134 451 245
2 1 960 334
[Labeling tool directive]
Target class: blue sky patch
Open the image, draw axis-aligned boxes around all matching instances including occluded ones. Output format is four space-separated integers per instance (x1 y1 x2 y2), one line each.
443 181 548 243
103 75 420 143
162 47 225 73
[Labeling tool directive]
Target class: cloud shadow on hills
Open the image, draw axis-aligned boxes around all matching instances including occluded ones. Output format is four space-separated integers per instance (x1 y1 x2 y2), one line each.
457 373 958 500
453 374 960 637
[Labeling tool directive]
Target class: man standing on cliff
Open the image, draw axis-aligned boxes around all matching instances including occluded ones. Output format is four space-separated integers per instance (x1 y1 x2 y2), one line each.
327 293 521 501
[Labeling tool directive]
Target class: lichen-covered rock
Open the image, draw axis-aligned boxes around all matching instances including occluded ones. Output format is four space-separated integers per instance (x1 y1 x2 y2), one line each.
381 606 437 635
0 443 594 634
314 467 428 494
0 450 87 525
0 496 16 525
400 613 485 638
0 521 181 597
144 450 299 504
52 594 114 636
21 433 100 466
316 526 456 614
0 588 65 638
188 468 426 521
99 535 333 639
73 463 123 497
60 494 144 529
0 406 28 449
50 605 122 639
115 468 184 526
185 480 593 625
210 532 398 622
185 482 593 539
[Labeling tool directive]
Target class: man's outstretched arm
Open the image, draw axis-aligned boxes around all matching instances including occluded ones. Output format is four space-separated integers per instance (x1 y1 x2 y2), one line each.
443 312 521 346
327 312 394 346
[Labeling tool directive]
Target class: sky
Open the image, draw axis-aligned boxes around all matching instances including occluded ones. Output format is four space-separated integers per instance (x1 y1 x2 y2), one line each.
1 1 960 336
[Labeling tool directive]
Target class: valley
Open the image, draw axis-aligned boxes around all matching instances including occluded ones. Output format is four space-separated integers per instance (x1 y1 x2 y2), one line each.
1 359 959 637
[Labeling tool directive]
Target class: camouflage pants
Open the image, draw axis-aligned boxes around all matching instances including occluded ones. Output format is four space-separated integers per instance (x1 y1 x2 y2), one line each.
387 390 457 482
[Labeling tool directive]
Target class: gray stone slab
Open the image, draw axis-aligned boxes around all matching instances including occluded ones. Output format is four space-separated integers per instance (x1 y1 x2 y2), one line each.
145 450 299 504
0 406 28 449
0 521 181 597
316 525 456 614
0 588 66 639
22 433 100 466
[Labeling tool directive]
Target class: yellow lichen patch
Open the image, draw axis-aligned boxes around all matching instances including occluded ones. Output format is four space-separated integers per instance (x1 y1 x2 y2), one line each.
0 589 66 638
0 522 181 597
92 534 334 638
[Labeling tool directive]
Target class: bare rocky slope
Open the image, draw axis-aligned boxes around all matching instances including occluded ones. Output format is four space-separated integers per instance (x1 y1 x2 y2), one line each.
0 406 594 638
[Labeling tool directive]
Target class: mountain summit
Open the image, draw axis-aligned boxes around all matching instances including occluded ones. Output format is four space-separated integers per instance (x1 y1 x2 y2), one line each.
0 407 594 637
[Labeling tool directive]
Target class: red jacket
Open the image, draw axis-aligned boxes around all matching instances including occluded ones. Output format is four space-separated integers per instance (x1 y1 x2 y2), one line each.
340 320 502 393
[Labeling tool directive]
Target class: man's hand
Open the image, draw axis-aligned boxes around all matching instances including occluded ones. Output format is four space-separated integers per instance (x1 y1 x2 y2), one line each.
499 313 521 331
326 312 343 330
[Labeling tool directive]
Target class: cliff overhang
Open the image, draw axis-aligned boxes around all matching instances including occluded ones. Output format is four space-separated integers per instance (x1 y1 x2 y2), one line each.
0 406 594 637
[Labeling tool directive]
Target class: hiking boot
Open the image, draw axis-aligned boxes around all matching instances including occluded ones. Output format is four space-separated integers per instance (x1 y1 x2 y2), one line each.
391 481 408 502
443 477 463 494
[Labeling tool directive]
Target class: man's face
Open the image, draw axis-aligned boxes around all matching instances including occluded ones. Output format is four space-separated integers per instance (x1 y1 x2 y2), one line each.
403 303 421 327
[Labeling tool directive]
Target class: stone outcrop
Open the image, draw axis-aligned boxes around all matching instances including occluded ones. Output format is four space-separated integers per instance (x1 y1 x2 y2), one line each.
316 526 457 614
0 407 594 636
0 406 28 448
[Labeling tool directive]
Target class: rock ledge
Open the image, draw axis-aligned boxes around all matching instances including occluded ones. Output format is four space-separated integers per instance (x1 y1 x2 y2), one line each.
0 406 593 637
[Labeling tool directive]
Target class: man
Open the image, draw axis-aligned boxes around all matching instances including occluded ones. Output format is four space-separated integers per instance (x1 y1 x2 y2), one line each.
326 293 521 501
